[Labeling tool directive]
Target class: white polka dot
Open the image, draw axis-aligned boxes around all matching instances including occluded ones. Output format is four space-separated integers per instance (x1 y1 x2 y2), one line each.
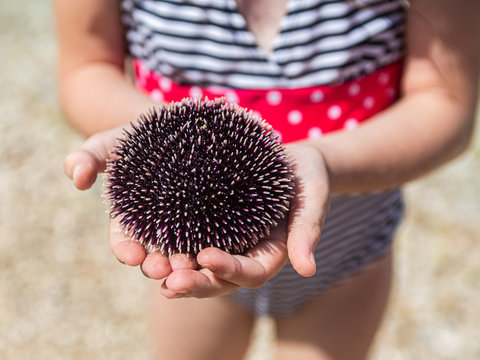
138 62 149 78
160 77 172 92
150 89 164 103
135 78 145 88
386 87 397 98
251 110 262 119
208 86 227 94
363 96 374 109
378 72 390 85
310 89 324 103
189 86 203 99
344 118 359 131
308 127 323 139
225 90 239 104
266 91 282 106
348 83 360 96
327 105 342 120
287 110 303 125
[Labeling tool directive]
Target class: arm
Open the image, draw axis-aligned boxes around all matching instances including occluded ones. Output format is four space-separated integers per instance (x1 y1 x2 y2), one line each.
310 0 479 194
184 0 480 295
55 0 323 294
54 0 156 136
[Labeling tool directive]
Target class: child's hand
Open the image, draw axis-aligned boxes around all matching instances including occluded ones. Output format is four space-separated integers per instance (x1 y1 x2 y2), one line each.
64 129 330 298
160 143 330 298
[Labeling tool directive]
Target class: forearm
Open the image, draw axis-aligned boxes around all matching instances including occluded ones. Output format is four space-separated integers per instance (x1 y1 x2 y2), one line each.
310 91 476 194
58 62 156 136
54 0 156 136
310 0 480 195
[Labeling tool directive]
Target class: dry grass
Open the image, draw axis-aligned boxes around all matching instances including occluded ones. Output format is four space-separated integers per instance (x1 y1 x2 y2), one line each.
1 1 479 359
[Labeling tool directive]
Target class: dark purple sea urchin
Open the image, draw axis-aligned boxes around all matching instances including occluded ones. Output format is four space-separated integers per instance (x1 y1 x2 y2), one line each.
105 98 294 256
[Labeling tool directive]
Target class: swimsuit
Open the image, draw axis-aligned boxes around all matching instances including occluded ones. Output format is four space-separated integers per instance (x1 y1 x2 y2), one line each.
121 0 406 316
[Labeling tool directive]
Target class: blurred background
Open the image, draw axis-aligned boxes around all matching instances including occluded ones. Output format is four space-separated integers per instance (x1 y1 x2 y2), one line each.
1 1 479 359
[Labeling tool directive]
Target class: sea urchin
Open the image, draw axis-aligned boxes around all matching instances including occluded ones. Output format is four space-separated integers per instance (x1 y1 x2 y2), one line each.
105 97 294 256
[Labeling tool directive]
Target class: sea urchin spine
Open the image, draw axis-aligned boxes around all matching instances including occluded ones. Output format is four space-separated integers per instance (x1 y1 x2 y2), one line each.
105 97 294 256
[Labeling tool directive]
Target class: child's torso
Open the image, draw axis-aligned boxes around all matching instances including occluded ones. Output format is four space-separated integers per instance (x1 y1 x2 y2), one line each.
122 0 406 142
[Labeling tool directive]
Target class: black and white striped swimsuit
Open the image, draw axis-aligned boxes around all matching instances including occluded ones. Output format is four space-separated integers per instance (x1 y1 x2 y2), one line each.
121 0 406 316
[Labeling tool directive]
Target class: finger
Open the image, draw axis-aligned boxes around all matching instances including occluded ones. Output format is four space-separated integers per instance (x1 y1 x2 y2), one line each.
197 226 288 288
286 146 330 277
64 129 122 190
197 248 266 289
169 253 198 271
141 252 172 279
144 252 197 284
109 217 146 266
64 149 101 190
161 268 239 298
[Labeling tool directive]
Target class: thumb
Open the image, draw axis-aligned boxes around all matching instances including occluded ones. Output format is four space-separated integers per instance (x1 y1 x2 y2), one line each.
284 144 331 277
287 179 330 277
64 128 123 190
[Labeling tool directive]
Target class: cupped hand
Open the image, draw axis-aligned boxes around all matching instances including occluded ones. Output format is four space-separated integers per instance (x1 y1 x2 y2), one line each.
64 128 330 299
160 142 331 298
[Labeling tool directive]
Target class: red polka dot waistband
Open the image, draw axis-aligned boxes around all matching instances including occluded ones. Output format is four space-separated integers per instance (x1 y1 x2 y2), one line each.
133 60 403 144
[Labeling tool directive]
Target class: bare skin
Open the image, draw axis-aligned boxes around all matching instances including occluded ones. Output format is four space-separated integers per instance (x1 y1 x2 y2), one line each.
235 0 287 53
55 0 480 359
275 253 393 360
148 292 255 360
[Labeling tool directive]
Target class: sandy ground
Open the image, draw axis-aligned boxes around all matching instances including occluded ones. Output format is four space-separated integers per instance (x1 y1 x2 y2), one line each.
1 1 479 359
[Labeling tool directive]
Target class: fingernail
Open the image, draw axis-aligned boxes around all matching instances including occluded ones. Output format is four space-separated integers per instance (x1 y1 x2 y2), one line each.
140 265 151 278
172 291 190 299
309 252 316 267
72 165 81 180
203 263 217 272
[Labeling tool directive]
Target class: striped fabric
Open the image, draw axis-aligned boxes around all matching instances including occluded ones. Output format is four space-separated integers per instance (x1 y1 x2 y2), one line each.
121 0 406 316
231 190 403 316
121 0 406 88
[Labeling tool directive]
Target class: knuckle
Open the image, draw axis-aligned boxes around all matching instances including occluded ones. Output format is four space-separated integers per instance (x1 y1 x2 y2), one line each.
246 278 267 289
245 269 269 289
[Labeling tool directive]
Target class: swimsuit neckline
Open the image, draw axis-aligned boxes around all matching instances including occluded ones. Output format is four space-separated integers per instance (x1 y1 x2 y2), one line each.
229 0 293 60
